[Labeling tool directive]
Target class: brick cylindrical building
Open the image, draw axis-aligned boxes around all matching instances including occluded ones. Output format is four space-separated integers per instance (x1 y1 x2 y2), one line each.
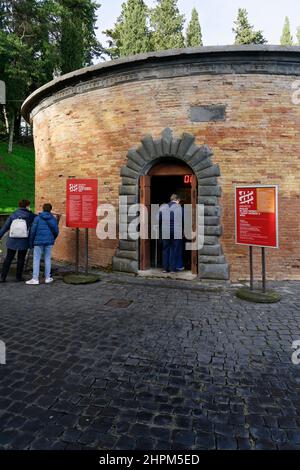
22 46 300 281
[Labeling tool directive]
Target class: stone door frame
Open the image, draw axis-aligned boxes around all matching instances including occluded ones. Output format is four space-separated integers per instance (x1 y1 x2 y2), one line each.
112 128 229 280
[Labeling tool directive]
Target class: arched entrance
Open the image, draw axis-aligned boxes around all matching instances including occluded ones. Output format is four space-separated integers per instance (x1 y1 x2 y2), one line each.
113 128 229 281
139 159 198 274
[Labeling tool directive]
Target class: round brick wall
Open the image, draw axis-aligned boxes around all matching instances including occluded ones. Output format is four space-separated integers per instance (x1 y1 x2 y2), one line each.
22 46 300 281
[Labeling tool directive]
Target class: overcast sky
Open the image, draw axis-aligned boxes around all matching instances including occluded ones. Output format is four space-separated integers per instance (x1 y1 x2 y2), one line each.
96 0 300 52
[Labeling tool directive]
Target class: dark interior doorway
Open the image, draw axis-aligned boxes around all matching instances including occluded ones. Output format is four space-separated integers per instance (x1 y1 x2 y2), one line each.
139 160 198 274
150 175 192 270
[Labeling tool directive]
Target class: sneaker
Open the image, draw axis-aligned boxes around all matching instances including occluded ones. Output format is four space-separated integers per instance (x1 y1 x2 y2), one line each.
176 267 185 272
26 279 39 285
45 277 54 284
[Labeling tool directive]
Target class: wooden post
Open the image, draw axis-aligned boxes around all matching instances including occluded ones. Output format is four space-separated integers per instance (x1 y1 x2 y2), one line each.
139 176 151 270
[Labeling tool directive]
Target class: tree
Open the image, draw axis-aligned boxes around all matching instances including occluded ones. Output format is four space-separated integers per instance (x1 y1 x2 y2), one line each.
150 0 185 51
58 0 103 74
0 0 48 152
296 26 300 45
103 0 150 58
186 7 202 47
103 19 122 59
233 8 267 45
280 16 293 45
0 0 103 152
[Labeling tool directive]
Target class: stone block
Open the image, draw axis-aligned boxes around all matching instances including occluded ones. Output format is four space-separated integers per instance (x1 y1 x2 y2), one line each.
112 256 138 274
141 135 157 158
198 196 219 206
199 263 230 280
190 105 227 122
198 165 221 179
176 133 195 158
204 225 222 236
120 166 138 178
199 186 222 197
199 244 223 256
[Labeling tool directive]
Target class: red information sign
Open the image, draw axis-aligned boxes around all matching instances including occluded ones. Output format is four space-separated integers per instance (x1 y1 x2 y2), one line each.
66 179 98 229
235 185 279 248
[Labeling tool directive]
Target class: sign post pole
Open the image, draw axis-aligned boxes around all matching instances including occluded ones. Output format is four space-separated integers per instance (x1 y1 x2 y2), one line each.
262 247 266 293
75 228 80 274
249 246 254 291
85 228 89 274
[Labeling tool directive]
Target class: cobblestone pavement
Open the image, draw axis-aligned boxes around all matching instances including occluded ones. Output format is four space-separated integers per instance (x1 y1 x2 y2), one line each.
1 273 300 450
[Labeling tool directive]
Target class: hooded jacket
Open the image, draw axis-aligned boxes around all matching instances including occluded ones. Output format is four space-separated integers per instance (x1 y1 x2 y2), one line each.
0 208 35 250
29 211 59 247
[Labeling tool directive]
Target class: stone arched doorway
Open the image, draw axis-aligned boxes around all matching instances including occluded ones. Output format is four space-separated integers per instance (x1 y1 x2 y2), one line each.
112 128 229 280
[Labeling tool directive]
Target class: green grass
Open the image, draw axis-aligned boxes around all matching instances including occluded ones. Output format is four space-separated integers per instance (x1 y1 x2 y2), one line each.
0 142 35 214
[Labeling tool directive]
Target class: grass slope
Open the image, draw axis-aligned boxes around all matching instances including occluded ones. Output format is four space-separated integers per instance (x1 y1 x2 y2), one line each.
0 142 35 214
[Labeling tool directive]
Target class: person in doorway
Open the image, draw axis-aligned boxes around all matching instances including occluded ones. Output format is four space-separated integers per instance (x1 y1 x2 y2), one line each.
159 194 184 273
26 203 59 285
0 199 35 283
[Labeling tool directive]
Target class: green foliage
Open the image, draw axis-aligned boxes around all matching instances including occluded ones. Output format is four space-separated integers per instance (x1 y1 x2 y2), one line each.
0 0 103 146
186 7 202 47
150 0 185 51
0 142 35 213
58 0 102 74
233 8 267 45
104 0 150 59
280 17 293 45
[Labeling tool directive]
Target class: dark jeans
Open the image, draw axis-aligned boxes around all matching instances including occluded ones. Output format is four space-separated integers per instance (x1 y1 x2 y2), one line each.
162 239 182 272
1 248 27 281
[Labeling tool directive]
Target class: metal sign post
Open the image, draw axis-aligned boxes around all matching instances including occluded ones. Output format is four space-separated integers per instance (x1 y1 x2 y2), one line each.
262 247 266 293
249 246 254 291
85 228 89 274
235 185 281 302
75 228 80 274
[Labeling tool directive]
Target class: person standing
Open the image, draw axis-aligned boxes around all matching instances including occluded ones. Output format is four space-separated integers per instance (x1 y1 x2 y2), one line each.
26 203 59 285
159 194 184 273
0 200 35 282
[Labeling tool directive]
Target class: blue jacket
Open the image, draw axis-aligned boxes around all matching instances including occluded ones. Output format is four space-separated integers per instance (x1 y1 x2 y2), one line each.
0 208 35 250
29 212 59 248
159 201 184 239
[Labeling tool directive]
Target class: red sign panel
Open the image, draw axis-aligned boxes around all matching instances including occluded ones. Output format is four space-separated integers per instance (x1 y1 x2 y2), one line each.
235 186 279 248
66 179 98 229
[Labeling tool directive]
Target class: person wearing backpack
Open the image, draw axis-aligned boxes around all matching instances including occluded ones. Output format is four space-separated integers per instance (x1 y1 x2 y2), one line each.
26 203 59 285
0 199 35 283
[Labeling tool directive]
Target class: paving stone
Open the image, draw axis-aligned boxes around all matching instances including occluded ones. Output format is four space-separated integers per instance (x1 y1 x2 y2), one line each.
195 432 216 449
1 277 300 450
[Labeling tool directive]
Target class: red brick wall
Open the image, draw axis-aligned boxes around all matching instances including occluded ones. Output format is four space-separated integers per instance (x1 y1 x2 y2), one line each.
32 73 300 281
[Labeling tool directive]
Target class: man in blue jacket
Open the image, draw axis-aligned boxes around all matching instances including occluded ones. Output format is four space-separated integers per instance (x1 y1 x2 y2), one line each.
26 203 59 285
0 199 35 282
159 194 184 273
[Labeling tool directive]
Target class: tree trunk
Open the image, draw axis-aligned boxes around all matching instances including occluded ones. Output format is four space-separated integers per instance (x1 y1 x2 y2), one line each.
8 112 15 154
2 105 9 134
